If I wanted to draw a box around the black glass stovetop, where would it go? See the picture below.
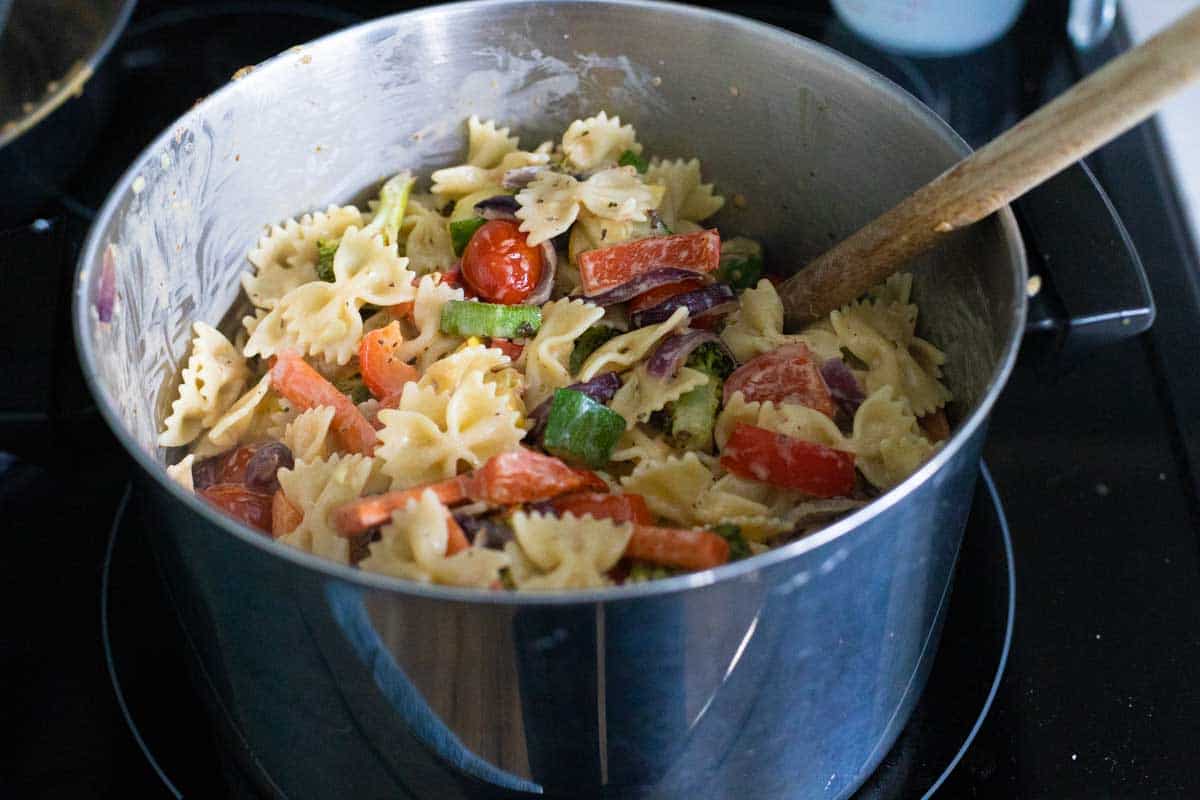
[3,1,1199,798]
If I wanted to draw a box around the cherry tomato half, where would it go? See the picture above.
[461,220,543,304]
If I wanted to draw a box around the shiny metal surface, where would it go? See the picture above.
[74,2,1027,797]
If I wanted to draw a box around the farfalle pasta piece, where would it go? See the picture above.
[244,226,418,365]
[375,373,524,489]
[517,297,605,408]
[720,279,796,363]
[393,274,465,370]
[359,489,510,587]
[420,343,511,395]
[561,111,641,171]
[159,322,250,447]
[830,305,951,416]
[165,455,195,492]
[282,405,337,462]
[851,386,936,490]
[610,425,678,466]
[619,451,714,527]
[432,150,550,199]
[715,390,851,451]
[577,306,689,382]
[402,206,456,275]
[693,473,812,542]
[278,453,375,564]
[516,167,662,245]
[508,511,633,590]
[644,158,724,230]
[242,205,364,309]
[466,116,520,167]
[609,365,709,429]
[204,374,274,450]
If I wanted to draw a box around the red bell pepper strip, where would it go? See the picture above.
[201,483,273,534]
[548,492,653,524]
[720,423,855,498]
[625,525,730,571]
[577,229,720,296]
[270,351,379,455]
[359,321,419,400]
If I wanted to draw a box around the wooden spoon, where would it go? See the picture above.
[779,7,1200,327]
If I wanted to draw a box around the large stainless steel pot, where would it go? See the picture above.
[73,2,1026,797]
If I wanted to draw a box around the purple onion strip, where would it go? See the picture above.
[526,372,622,441]
[524,240,557,306]
[454,512,514,549]
[646,330,735,379]
[820,357,865,416]
[473,194,520,221]
[97,244,117,323]
[583,267,711,306]
[629,283,735,329]
[501,166,546,189]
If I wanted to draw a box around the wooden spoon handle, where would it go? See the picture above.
[779,7,1200,327]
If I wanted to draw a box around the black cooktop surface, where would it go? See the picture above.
[3,1,1199,798]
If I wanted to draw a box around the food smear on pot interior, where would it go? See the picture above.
[158,112,951,590]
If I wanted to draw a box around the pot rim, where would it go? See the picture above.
[73,0,1027,606]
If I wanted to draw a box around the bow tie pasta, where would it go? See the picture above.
[160,112,952,591]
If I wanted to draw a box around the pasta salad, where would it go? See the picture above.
[160,112,952,590]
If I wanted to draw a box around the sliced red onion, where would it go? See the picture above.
[526,372,622,441]
[821,357,866,416]
[691,299,739,325]
[501,165,546,189]
[630,283,735,329]
[524,240,557,306]
[646,330,735,379]
[473,194,520,221]
[584,267,711,306]
[454,512,514,549]
[97,243,117,322]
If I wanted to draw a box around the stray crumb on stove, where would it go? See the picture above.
[22,101,34,114]
[730,85,740,96]
[235,154,240,161]
[231,65,255,81]
[651,76,662,87]
[1072,754,1077,761]
[131,175,146,194]
[47,80,60,93]
[1095,482,1110,496]
[1026,275,1042,296]
[733,193,747,209]
[300,54,312,64]
[1159,472,1166,480]
[315,145,323,152]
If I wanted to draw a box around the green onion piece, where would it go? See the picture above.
[543,388,626,469]
[716,255,763,291]
[569,325,620,375]
[439,300,542,339]
[450,217,487,256]
[333,374,372,404]
[711,523,751,561]
[618,149,649,174]
[316,238,340,282]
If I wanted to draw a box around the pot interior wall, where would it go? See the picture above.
[78,0,1021,468]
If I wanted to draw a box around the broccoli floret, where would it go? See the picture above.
[361,171,416,246]
[316,238,339,282]
[333,374,372,404]
[627,561,678,583]
[685,341,735,379]
[712,523,751,561]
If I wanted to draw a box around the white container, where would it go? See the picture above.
[833,0,1028,56]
